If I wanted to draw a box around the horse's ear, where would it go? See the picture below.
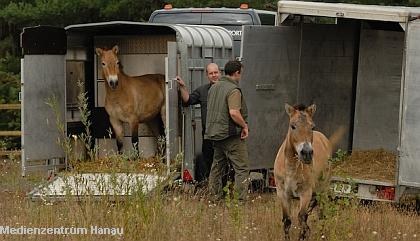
[306,104,317,117]
[285,103,295,116]
[95,48,103,56]
[112,45,119,54]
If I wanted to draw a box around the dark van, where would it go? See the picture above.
[148,4,277,57]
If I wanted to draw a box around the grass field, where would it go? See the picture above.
[0,157,419,241]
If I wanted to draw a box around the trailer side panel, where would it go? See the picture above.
[399,20,420,188]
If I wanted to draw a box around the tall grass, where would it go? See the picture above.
[0,158,419,241]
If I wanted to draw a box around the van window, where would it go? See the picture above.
[202,13,254,25]
[258,13,276,25]
[152,13,202,24]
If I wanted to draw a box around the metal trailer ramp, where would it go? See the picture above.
[29,173,165,202]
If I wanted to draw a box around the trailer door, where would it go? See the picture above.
[399,20,420,188]
[20,26,67,175]
[241,25,300,170]
[165,42,180,172]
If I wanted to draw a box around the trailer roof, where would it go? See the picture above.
[278,1,420,23]
[65,21,233,49]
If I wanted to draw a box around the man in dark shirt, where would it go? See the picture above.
[176,63,220,184]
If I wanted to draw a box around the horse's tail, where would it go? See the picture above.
[328,126,346,150]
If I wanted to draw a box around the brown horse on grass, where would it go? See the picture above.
[274,104,344,240]
[95,45,166,153]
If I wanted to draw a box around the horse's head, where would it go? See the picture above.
[95,45,121,90]
[285,103,316,164]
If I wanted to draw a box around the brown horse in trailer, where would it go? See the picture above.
[95,45,166,153]
[274,104,344,240]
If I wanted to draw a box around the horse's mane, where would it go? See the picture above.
[293,104,307,111]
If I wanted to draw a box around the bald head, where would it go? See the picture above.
[206,63,220,84]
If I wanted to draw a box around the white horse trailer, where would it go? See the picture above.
[20,22,233,180]
[240,1,420,202]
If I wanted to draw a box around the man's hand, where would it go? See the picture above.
[176,76,185,87]
[241,125,249,140]
[176,76,190,103]
[229,109,248,139]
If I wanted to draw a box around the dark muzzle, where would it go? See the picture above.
[109,80,118,89]
[300,143,313,164]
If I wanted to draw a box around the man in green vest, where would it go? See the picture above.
[205,60,249,201]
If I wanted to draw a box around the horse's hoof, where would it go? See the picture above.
[298,233,308,241]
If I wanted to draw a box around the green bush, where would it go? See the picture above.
[0,53,20,74]
[0,70,20,149]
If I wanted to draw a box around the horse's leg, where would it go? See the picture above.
[277,188,292,241]
[307,193,317,214]
[130,121,139,156]
[145,119,164,158]
[160,103,166,130]
[298,190,313,241]
[157,103,166,158]
[110,117,124,154]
